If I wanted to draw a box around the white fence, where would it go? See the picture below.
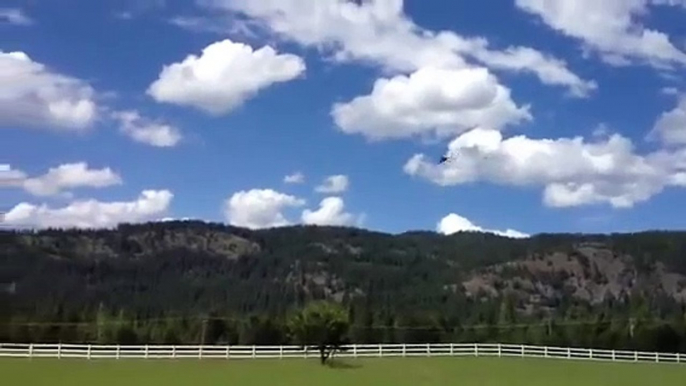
[0,343,684,364]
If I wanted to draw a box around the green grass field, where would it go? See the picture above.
[3,357,686,385]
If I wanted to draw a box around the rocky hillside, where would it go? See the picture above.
[462,242,686,313]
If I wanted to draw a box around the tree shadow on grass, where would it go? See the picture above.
[326,359,363,370]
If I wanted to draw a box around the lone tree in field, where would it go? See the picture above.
[288,300,350,365]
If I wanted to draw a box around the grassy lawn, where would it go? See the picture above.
[3,357,686,385]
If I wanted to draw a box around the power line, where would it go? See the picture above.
[1,316,662,330]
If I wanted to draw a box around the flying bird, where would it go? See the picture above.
[439,149,493,165]
[438,151,459,164]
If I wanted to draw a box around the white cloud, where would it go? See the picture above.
[467,44,598,98]
[437,213,529,239]
[204,0,594,95]
[224,188,305,229]
[0,51,184,145]
[405,127,686,208]
[515,0,686,68]
[223,188,365,229]
[661,87,680,96]
[112,110,182,147]
[301,196,359,226]
[315,175,349,193]
[0,8,33,25]
[2,190,173,229]
[0,164,27,187]
[204,0,462,71]
[25,163,121,197]
[284,171,305,184]
[332,66,531,140]
[1,162,122,197]
[650,97,686,146]
[0,51,98,130]
[147,38,306,115]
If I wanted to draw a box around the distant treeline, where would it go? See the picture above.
[3,305,686,354]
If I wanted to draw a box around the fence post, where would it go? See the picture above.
[498,343,502,357]
[353,344,357,358]
[88,344,92,360]
[544,346,548,358]
[567,347,571,359]
[426,343,430,357]
[655,352,659,363]
[450,343,454,356]
[612,350,615,361]
[57,343,62,359]
[402,344,406,358]
[172,345,176,359]
[226,346,230,360]
[280,345,283,359]
[589,349,593,359]
[475,344,479,357]
[116,345,120,360]
[678,353,681,363]
[634,351,638,362]
[198,345,202,360]
[145,344,149,359]
[29,343,34,358]
[252,345,257,359]
[378,344,382,357]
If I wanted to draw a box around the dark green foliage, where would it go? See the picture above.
[287,301,350,364]
[2,222,686,353]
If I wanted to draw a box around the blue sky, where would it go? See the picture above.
[1,0,686,236]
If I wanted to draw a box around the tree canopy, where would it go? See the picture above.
[288,301,350,364]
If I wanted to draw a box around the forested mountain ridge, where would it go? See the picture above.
[2,221,686,349]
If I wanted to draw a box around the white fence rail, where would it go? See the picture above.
[0,343,684,364]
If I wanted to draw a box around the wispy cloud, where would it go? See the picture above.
[113,0,166,20]
[113,11,134,20]
[168,14,262,38]
[0,8,33,26]
[168,16,228,34]
[284,172,305,184]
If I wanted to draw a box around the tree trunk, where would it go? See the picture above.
[320,346,327,364]
[319,345,332,365]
